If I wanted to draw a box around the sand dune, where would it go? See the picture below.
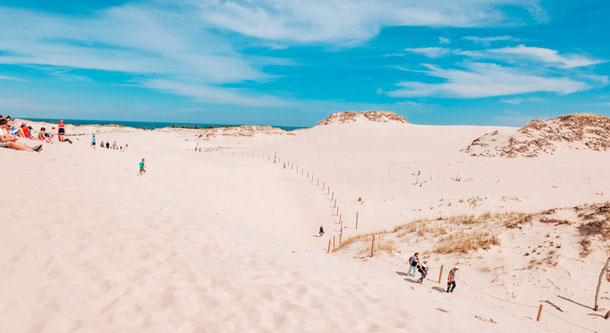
[1,115,609,332]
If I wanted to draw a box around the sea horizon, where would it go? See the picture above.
[20,117,308,131]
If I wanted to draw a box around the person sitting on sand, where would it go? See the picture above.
[0,119,42,152]
[447,266,458,293]
[319,225,325,237]
[106,141,110,149]
[112,141,117,150]
[5,116,24,137]
[37,127,53,143]
[408,253,419,277]
[38,127,49,143]
[21,124,34,139]
[418,260,428,283]
[138,158,146,175]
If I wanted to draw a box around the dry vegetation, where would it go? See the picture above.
[434,231,499,254]
[337,212,524,256]
[335,202,609,267]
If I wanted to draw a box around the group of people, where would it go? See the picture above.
[408,252,459,292]
[0,116,75,152]
[93,135,127,151]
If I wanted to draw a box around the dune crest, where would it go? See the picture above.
[316,111,409,126]
[463,113,610,157]
[195,125,294,139]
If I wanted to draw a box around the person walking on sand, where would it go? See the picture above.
[418,260,428,283]
[319,225,325,237]
[408,253,419,277]
[91,134,96,150]
[138,158,146,176]
[447,266,459,293]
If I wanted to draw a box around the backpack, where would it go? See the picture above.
[410,257,417,266]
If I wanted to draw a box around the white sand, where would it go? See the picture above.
[1,118,609,332]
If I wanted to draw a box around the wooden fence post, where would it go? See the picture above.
[356,212,359,229]
[339,226,343,244]
[370,235,375,257]
[339,214,342,224]
[327,239,331,253]
[331,192,334,200]
[536,304,543,321]
[334,198,337,208]
[336,206,339,215]
[333,236,336,250]
[438,264,444,283]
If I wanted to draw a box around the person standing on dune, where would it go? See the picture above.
[91,134,96,150]
[57,120,65,142]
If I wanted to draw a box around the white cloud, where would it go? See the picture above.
[0,5,266,84]
[489,45,603,68]
[500,97,541,104]
[387,63,591,98]
[142,79,292,107]
[197,0,545,44]
[462,35,518,45]
[403,47,450,58]
[0,75,24,81]
[439,37,450,45]
[0,4,298,107]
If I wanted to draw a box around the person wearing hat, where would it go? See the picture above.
[447,266,459,292]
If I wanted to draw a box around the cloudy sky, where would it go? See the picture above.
[0,0,608,126]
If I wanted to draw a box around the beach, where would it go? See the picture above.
[1,113,609,332]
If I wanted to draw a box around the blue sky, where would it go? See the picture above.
[0,0,609,127]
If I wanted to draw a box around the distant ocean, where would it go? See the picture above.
[22,118,306,131]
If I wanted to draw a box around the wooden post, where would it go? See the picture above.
[438,264,444,283]
[333,236,336,249]
[334,198,337,208]
[536,304,543,321]
[339,214,342,224]
[327,239,331,253]
[331,192,334,200]
[339,227,343,244]
[336,206,339,215]
[594,256,610,311]
[356,212,359,230]
[370,235,375,257]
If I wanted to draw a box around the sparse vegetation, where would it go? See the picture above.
[434,231,499,254]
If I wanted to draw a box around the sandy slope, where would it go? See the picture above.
[1,119,608,332]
